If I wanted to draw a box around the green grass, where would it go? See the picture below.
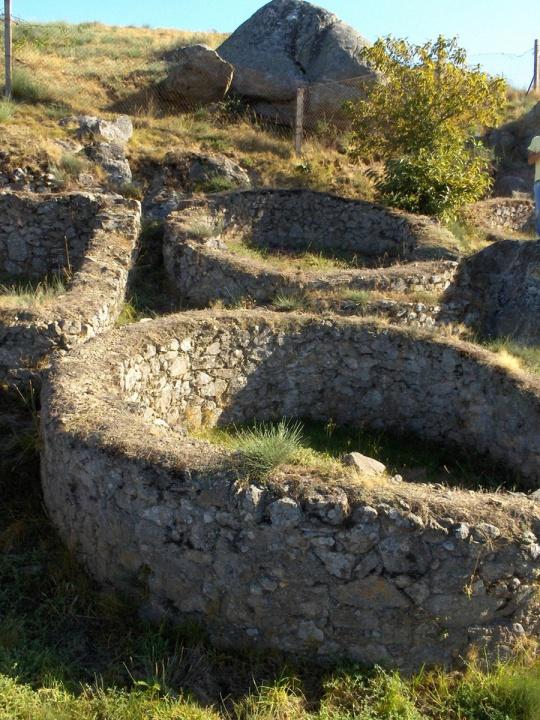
[196,418,521,491]
[0,99,15,123]
[225,235,367,272]
[188,216,225,240]
[59,151,89,178]
[0,272,70,309]
[233,419,304,476]
[482,338,540,377]
[11,68,53,105]
[339,289,372,305]
[192,175,239,194]
[271,290,310,312]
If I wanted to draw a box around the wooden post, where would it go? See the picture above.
[534,39,540,94]
[3,0,12,98]
[294,87,305,156]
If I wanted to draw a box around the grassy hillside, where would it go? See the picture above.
[0,21,376,199]
[0,21,534,203]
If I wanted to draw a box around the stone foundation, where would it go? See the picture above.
[464,198,535,236]
[163,194,459,315]
[41,311,540,671]
[446,239,540,343]
[0,191,141,383]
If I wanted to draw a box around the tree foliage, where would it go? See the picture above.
[376,139,493,217]
[347,36,507,218]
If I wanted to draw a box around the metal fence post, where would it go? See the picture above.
[3,0,12,98]
[534,39,539,94]
[294,87,305,155]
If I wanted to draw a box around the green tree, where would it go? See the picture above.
[347,36,507,218]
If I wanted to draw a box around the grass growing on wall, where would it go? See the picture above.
[225,234,369,272]
[0,272,70,309]
[1,390,540,717]
[194,418,521,491]
[482,338,540,377]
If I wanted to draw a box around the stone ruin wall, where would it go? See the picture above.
[0,191,141,383]
[41,313,540,672]
[444,239,540,344]
[465,198,535,235]
[117,315,540,482]
[164,192,460,328]
[203,189,458,261]
[0,192,100,277]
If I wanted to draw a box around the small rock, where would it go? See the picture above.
[268,497,301,527]
[342,452,386,475]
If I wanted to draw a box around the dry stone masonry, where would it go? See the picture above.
[41,311,540,671]
[447,239,540,344]
[464,198,535,237]
[163,189,459,319]
[0,191,141,383]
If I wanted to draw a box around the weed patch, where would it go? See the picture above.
[0,272,70,310]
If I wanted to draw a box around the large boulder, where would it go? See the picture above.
[217,0,375,123]
[486,102,539,196]
[487,102,540,162]
[161,44,234,107]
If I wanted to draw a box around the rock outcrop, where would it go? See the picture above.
[61,114,134,146]
[161,44,234,107]
[59,114,134,188]
[448,239,540,343]
[217,0,375,123]
[143,152,250,219]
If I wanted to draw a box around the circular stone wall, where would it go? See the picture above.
[0,191,141,383]
[163,190,459,310]
[41,311,540,671]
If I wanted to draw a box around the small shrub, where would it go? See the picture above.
[119,181,144,200]
[59,151,89,179]
[193,174,236,194]
[0,273,69,309]
[341,289,371,306]
[235,419,304,476]
[376,140,493,220]
[187,215,225,239]
[0,99,15,123]
[116,301,139,327]
[271,290,309,312]
[11,68,52,104]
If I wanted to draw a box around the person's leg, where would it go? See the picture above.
[535,181,540,237]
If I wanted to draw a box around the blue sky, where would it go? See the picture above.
[12,0,538,88]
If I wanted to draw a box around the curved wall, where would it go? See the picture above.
[41,312,540,671]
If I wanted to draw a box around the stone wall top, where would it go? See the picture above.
[0,191,141,383]
[41,309,540,672]
[176,189,460,262]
